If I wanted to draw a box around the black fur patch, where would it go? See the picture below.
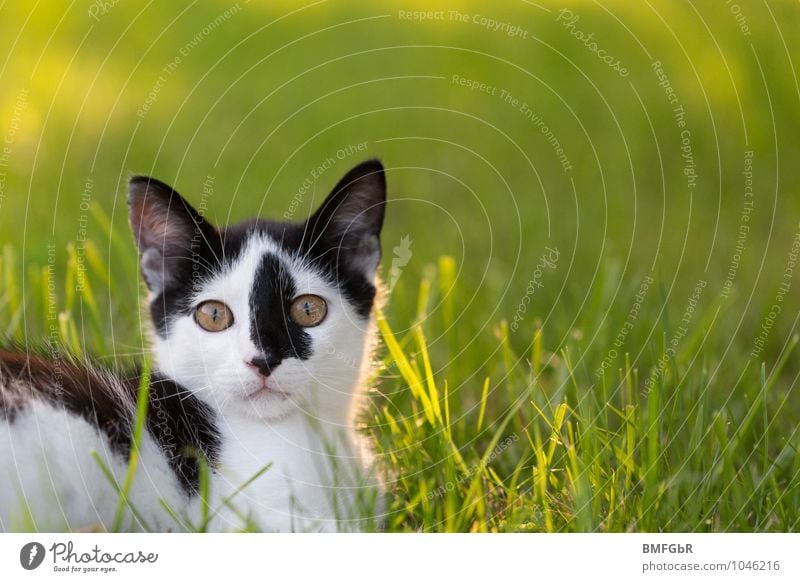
[249,253,313,362]
[146,374,221,494]
[0,352,219,495]
[135,160,384,338]
[0,352,134,455]
[229,220,378,320]
[147,214,377,340]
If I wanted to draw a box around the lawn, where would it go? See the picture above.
[0,0,799,531]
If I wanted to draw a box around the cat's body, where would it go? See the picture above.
[0,160,387,532]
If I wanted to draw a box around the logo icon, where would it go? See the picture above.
[20,542,45,570]
[388,235,413,292]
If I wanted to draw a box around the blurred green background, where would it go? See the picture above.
[0,0,798,378]
[2,0,800,532]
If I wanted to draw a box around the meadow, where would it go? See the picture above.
[0,0,798,531]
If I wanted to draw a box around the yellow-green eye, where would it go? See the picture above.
[290,294,327,327]
[195,300,234,332]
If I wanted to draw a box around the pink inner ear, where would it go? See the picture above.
[133,196,190,252]
[140,208,172,249]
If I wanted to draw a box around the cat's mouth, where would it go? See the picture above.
[244,379,290,401]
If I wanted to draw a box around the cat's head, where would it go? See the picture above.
[128,160,386,422]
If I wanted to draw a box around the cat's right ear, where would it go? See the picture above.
[128,176,216,294]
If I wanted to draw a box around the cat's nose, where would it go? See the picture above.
[248,355,281,378]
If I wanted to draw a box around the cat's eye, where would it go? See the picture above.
[195,300,234,332]
[290,294,327,327]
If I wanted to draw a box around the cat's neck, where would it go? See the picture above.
[144,366,369,532]
[222,407,356,454]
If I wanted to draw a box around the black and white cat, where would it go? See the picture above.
[0,159,387,532]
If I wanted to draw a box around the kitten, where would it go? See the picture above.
[0,159,387,532]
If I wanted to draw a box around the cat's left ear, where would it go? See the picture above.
[307,159,386,277]
[128,176,218,294]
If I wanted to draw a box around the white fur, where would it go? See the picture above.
[0,399,188,531]
[0,233,381,532]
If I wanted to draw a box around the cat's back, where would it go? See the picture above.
[0,350,138,445]
[0,351,186,531]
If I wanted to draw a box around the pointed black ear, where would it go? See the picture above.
[128,176,217,294]
[307,159,386,277]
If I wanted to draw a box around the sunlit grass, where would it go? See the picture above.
[1,0,799,533]
[371,269,800,532]
[1,206,799,532]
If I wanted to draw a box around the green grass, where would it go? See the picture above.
[2,217,799,532]
[1,0,799,531]
[370,271,800,532]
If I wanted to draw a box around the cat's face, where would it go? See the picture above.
[128,160,386,422]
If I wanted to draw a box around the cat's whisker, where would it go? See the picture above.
[177,386,213,401]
